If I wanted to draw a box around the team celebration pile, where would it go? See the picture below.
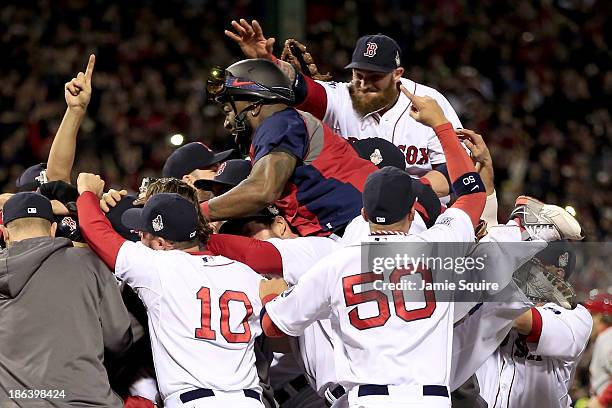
[0,2,610,408]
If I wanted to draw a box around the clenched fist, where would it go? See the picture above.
[77,173,105,198]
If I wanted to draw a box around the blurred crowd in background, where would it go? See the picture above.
[0,0,610,403]
[1,0,610,238]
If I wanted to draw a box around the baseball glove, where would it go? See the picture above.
[280,39,332,81]
[513,257,577,309]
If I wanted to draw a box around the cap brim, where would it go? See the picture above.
[121,208,148,233]
[210,149,234,165]
[193,179,235,191]
[345,62,395,73]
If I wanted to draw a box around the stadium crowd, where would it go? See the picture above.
[1,0,610,239]
[0,1,610,407]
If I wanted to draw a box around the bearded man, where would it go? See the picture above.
[226,21,462,176]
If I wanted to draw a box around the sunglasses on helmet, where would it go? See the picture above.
[206,67,273,102]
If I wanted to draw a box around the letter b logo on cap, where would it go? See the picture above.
[364,42,378,57]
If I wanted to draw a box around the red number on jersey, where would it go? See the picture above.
[342,272,391,330]
[219,290,253,343]
[343,267,436,330]
[195,288,254,344]
[390,266,436,322]
[195,287,216,340]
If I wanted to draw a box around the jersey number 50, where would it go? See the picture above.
[342,267,436,330]
[195,287,253,343]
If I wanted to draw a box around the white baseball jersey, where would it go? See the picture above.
[340,212,427,246]
[590,326,612,396]
[266,208,474,395]
[319,77,462,176]
[475,303,592,408]
[266,236,340,396]
[115,242,264,405]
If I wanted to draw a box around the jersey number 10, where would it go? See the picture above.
[342,267,436,330]
[194,287,253,343]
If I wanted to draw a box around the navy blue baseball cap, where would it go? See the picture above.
[162,142,233,178]
[15,163,46,192]
[106,194,141,242]
[2,192,55,226]
[363,167,416,225]
[121,193,198,242]
[194,159,252,191]
[351,138,406,170]
[345,34,402,73]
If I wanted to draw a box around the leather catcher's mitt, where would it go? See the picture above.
[280,39,332,81]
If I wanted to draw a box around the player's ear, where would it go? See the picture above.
[251,103,263,117]
[408,206,415,222]
[0,225,9,245]
[393,67,404,83]
[361,208,369,222]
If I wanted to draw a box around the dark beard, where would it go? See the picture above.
[349,81,399,117]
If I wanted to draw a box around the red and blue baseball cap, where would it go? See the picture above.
[363,167,416,225]
[162,142,233,178]
[121,193,198,242]
[345,34,402,73]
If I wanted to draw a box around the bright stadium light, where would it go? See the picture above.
[170,134,184,146]
[565,205,576,217]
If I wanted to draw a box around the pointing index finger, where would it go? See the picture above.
[399,84,416,102]
[85,54,95,81]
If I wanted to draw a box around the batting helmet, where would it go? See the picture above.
[207,59,295,105]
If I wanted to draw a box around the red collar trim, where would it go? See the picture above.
[369,231,409,236]
[188,250,214,256]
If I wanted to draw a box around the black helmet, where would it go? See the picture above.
[207,59,295,105]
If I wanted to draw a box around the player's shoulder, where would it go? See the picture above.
[538,302,592,321]
[256,108,303,134]
[316,79,350,93]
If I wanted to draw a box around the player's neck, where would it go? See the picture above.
[377,90,400,116]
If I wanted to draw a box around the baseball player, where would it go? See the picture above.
[202,58,379,237]
[584,292,612,408]
[259,91,486,408]
[76,173,286,408]
[225,20,462,176]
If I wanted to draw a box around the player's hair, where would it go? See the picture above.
[146,178,213,244]
[6,217,53,234]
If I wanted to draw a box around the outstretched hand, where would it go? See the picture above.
[65,54,95,113]
[457,128,492,169]
[225,19,275,60]
[400,85,448,128]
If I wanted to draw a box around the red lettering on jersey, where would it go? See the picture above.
[405,146,419,164]
[343,268,437,330]
[195,288,254,344]
[219,291,253,343]
[390,267,436,322]
[416,148,429,165]
[343,273,390,330]
[195,287,216,340]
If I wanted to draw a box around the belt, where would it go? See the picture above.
[358,384,449,398]
[274,374,309,405]
[324,384,346,407]
[179,388,261,403]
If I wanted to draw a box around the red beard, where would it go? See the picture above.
[348,81,399,117]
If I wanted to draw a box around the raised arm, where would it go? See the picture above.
[76,173,127,270]
[401,86,486,227]
[202,151,296,221]
[46,54,95,182]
